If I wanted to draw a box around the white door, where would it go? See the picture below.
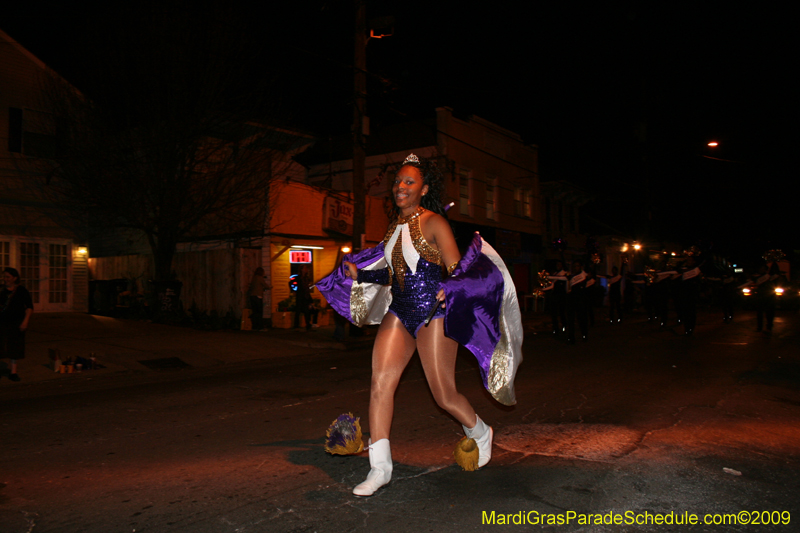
[1,237,73,312]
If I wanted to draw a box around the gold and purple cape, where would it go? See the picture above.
[316,233,522,405]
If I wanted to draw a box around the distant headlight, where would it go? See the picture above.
[742,288,751,296]
[775,287,784,296]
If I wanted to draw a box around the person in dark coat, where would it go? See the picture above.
[248,267,271,330]
[754,263,781,333]
[1,267,33,382]
[294,266,314,330]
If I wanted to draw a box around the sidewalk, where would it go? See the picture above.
[2,311,553,386]
[2,313,367,386]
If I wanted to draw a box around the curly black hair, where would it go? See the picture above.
[387,156,448,219]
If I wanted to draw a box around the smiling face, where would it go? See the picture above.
[392,165,429,215]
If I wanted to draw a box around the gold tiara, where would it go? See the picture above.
[403,153,420,165]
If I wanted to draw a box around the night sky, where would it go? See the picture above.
[5,2,797,264]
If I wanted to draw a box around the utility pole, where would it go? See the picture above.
[352,0,367,252]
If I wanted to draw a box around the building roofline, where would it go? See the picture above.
[437,106,530,144]
[1,27,82,94]
[1,28,48,70]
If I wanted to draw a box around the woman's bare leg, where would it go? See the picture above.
[416,318,477,427]
[368,314,417,441]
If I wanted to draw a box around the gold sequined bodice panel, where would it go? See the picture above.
[383,208,443,289]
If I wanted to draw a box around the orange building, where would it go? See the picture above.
[267,181,389,323]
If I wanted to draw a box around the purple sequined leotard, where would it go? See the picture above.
[357,208,445,338]
[387,256,445,338]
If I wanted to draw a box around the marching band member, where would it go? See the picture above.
[606,265,623,323]
[655,264,679,327]
[678,256,702,336]
[546,261,569,336]
[720,272,737,323]
[566,260,589,344]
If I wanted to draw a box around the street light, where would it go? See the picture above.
[703,140,741,162]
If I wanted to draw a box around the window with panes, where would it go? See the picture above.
[0,241,9,269]
[523,190,532,218]
[486,176,497,220]
[49,244,68,303]
[19,242,40,304]
[459,169,471,216]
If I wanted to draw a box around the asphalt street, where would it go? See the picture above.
[1,308,799,532]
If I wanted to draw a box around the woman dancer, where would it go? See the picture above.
[337,155,495,496]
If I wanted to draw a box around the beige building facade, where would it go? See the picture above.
[305,107,543,294]
[0,29,88,312]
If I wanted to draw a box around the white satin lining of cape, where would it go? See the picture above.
[349,257,392,326]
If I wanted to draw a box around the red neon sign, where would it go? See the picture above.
[290,250,312,263]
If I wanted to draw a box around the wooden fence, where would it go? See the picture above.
[89,247,260,319]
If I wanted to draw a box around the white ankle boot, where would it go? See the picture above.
[353,439,392,496]
[463,415,493,468]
